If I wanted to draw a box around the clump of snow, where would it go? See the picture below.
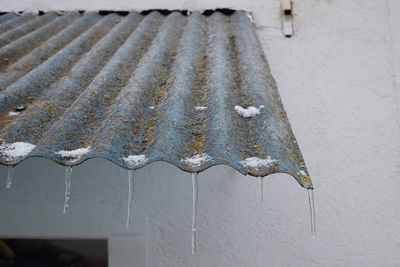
[246,12,254,23]
[56,147,91,160]
[123,154,148,167]
[195,106,207,111]
[181,153,212,167]
[240,156,278,169]
[234,105,264,118]
[8,111,19,116]
[0,142,36,161]
[299,170,309,177]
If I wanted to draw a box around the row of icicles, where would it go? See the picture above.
[4,165,316,254]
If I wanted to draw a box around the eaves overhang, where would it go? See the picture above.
[0,10,312,189]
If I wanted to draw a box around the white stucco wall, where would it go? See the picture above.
[0,0,399,266]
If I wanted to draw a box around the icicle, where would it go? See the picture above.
[126,170,134,228]
[307,189,316,236]
[258,177,263,202]
[5,166,14,189]
[63,166,72,214]
[191,172,198,255]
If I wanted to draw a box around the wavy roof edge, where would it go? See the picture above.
[0,10,312,189]
[0,9,244,17]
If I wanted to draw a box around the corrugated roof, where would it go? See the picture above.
[0,10,312,189]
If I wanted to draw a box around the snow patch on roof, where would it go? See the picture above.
[0,142,36,161]
[56,147,91,160]
[181,153,212,167]
[123,154,148,167]
[246,12,254,23]
[299,170,308,177]
[240,156,278,169]
[8,111,19,116]
[234,105,263,118]
[195,106,207,111]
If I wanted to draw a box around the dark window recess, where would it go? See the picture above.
[0,239,107,267]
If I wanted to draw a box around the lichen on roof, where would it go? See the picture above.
[0,10,312,189]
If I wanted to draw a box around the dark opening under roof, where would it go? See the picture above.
[0,10,312,189]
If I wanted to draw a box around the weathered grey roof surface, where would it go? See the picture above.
[0,10,312,188]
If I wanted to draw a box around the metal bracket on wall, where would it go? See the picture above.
[282,0,293,37]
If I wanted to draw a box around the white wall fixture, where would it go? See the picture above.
[281,0,293,37]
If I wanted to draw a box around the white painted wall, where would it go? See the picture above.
[0,0,399,266]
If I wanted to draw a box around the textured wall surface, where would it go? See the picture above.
[0,0,399,266]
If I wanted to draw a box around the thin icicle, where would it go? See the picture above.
[63,166,72,214]
[5,166,13,189]
[126,170,134,228]
[258,177,263,202]
[191,173,198,255]
[307,189,316,236]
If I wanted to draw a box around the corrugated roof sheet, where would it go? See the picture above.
[0,10,312,189]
